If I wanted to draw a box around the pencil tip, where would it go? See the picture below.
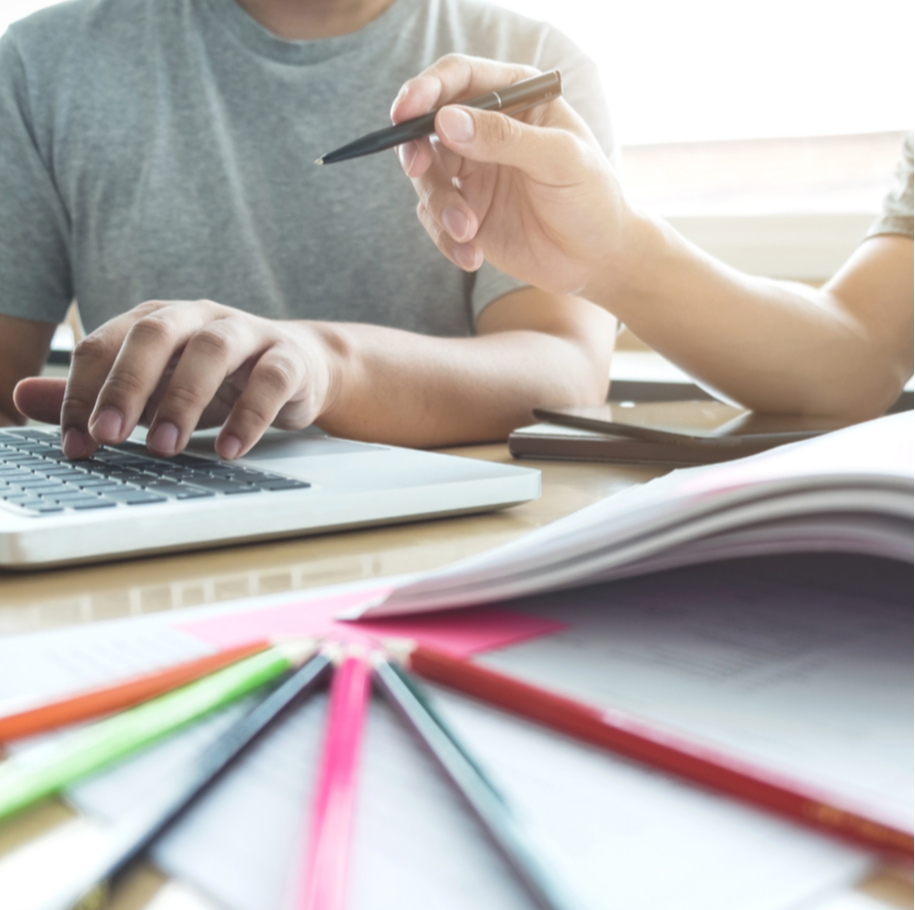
[314,157,324,166]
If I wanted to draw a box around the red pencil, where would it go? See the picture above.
[0,640,270,743]
[395,641,913,858]
[298,648,372,910]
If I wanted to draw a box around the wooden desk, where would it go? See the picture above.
[0,445,910,909]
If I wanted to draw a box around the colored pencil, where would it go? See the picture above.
[373,655,589,910]
[0,641,270,744]
[298,649,373,910]
[393,641,913,857]
[40,647,332,910]
[0,640,316,824]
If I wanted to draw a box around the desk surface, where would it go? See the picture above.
[0,445,910,910]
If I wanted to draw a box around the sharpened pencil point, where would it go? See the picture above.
[314,157,324,165]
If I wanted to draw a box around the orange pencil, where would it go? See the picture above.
[0,640,270,743]
[393,641,913,858]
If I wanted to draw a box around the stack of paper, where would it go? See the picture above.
[362,412,913,617]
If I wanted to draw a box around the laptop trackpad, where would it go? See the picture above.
[184,427,383,461]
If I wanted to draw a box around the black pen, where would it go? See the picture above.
[316,69,562,166]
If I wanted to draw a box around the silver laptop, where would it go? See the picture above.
[0,425,540,569]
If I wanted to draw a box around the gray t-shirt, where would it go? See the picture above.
[866,131,914,241]
[0,0,614,336]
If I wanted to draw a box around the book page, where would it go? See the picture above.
[478,554,913,831]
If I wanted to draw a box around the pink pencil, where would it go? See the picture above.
[298,648,373,910]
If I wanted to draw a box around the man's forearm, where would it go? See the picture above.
[313,308,614,447]
[595,213,911,419]
[0,313,58,428]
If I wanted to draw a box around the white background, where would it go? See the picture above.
[2,0,912,145]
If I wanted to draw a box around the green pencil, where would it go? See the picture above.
[0,640,316,824]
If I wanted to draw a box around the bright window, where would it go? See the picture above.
[493,0,910,146]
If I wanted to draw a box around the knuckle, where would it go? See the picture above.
[491,112,521,147]
[232,398,275,428]
[134,299,166,314]
[61,390,97,413]
[188,324,233,359]
[127,313,175,347]
[102,368,147,399]
[162,380,205,411]
[255,354,298,395]
[417,181,437,211]
[437,53,469,83]
[71,333,113,365]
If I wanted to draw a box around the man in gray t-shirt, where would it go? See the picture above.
[0,0,617,460]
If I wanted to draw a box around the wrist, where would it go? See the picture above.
[581,206,671,318]
[301,321,352,424]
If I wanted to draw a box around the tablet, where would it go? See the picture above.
[531,401,852,449]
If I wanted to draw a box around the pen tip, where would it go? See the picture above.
[314,157,324,166]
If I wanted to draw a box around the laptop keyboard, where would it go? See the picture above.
[0,427,310,517]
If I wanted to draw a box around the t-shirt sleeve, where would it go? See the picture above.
[865,131,914,241]
[469,26,616,325]
[0,30,73,324]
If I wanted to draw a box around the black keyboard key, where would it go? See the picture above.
[73,478,128,490]
[141,481,190,496]
[174,488,215,499]
[11,477,66,489]
[7,498,46,509]
[23,504,66,514]
[184,477,261,494]
[69,459,112,472]
[46,490,107,503]
[165,453,216,467]
[100,489,168,505]
[70,498,118,510]
[1,456,47,466]
[254,478,311,491]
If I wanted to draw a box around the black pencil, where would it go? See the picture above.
[372,653,588,910]
[316,69,562,165]
[49,644,334,910]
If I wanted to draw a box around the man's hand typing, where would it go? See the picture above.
[13,299,342,460]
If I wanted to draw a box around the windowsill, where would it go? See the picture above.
[621,131,906,281]
[665,212,876,282]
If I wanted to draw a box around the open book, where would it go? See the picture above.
[357,411,913,618]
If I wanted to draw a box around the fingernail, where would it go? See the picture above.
[62,427,88,459]
[454,243,482,271]
[397,141,417,173]
[442,207,470,242]
[389,85,408,118]
[148,421,179,454]
[438,107,474,143]
[89,407,123,442]
[219,435,242,460]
